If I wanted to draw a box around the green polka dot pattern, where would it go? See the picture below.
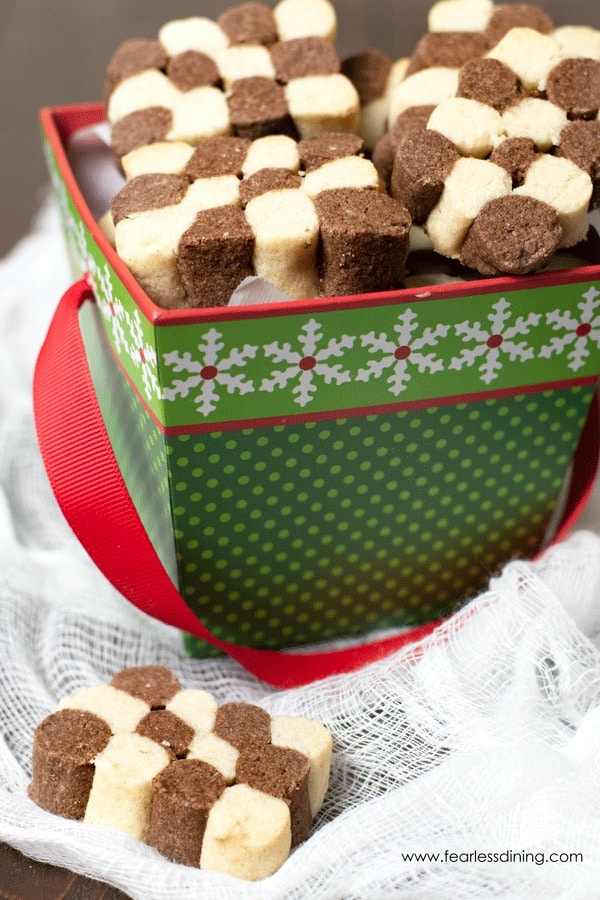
[170,388,592,656]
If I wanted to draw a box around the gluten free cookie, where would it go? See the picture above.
[110,132,411,307]
[379,1,599,274]
[29,665,333,881]
[105,0,360,161]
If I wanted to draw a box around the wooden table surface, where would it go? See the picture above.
[0,842,130,900]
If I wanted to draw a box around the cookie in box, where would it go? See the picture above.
[29,666,333,880]
[109,132,411,306]
[105,0,359,162]
[366,0,599,276]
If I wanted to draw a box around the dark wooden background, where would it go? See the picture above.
[1,0,598,256]
[0,841,130,899]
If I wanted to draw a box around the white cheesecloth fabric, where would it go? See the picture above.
[2,198,600,899]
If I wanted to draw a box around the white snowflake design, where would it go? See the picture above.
[86,260,159,402]
[46,143,95,279]
[449,297,541,384]
[125,309,160,402]
[539,286,600,372]
[356,308,449,396]
[260,319,354,407]
[69,217,92,275]
[88,261,128,355]
[162,328,258,416]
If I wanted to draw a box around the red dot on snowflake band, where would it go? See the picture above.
[576,323,592,337]
[200,365,219,380]
[486,334,504,349]
[394,346,411,361]
[298,356,317,371]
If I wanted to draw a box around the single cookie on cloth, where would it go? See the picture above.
[271,714,333,815]
[28,709,112,819]
[29,665,333,881]
[200,783,292,880]
[57,682,151,735]
[83,733,172,841]
[146,759,227,867]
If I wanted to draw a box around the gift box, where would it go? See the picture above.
[35,102,600,683]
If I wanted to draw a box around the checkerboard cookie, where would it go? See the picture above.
[104,0,360,163]
[29,665,333,881]
[376,2,599,275]
[110,133,411,306]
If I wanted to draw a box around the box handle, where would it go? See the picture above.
[33,279,599,687]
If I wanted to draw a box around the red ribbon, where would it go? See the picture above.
[33,280,599,687]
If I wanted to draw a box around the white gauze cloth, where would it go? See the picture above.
[1,199,600,899]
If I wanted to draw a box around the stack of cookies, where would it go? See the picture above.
[370,0,600,275]
[29,666,333,881]
[102,0,600,306]
[110,131,411,306]
[105,0,359,161]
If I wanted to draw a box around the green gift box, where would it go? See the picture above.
[37,103,600,668]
